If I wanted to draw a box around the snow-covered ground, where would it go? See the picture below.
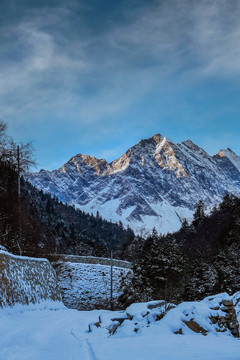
[1,293,240,360]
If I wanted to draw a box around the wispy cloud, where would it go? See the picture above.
[1,0,240,124]
[1,0,240,168]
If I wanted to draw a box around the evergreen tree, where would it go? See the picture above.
[192,200,205,228]
[184,260,218,300]
[120,230,187,305]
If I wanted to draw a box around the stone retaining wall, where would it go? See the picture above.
[52,260,132,310]
[0,251,62,307]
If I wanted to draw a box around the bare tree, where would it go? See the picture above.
[0,119,36,255]
[9,139,36,174]
[0,119,7,137]
[0,119,10,163]
[0,120,36,172]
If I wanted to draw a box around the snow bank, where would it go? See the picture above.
[0,250,62,307]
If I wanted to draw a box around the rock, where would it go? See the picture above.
[225,313,232,319]
[210,316,218,324]
[215,304,240,338]
[111,316,128,325]
[231,329,240,337]
[148,301,166,310]
[142,311,150,318]
[218,317,228,324]
[222,300,233,307]
[221,306,232,312]
[109,321,121,335]
[210,306,220,311]
[156,313,165,321]
[216,328,227,333]
[228,323,239,329]
[183,320,207,336]
[218,316,226,321]
[126,313,133,320]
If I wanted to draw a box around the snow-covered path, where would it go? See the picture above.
[0,305,102,360]
[1,304,240,360]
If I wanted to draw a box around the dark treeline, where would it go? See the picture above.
[0,161,134,258]
[120,195,240,306]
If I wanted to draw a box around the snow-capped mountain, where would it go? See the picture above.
[26,134,240,234]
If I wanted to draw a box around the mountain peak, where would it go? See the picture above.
[151,133,173,144]
[59,153,111,175]
[218,148,234,157]
[109,133,181,175]
[218,149,227,158]
[181,139,204,151]
[182,139,195,146]
[217,148,240,172]
[133,133,173,149]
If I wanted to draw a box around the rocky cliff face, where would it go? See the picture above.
[26,134,240,234]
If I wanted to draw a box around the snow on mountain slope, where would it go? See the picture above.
[26,134,240,235]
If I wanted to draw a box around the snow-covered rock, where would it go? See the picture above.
[92,292,240,338]
[26,134,240,234]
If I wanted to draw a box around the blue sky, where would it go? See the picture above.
[1,0,240,170]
